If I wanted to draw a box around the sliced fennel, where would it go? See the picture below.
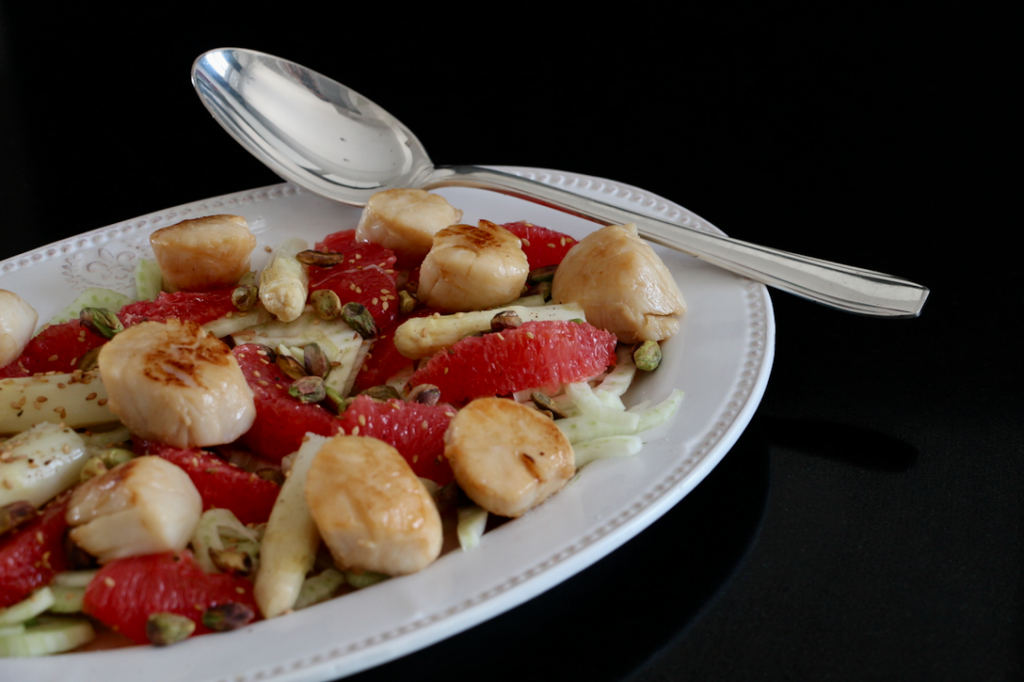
[293,568,346,610]
[0,588,55,626]
[556,385,685,467]
[594,347,638,398]
[47,585,85,614]
[203,307,272,338]
[0,616,95,657]
[50,570,99,589]
[190,508,262,574]
[344,571,389,589]
[631,389,685,432]
[573,435,644,468]
[133,258,163,302]
[231,310,365,397]
[46,287,133,326]
[457,505,488,550]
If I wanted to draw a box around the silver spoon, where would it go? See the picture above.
[191,47,928,318]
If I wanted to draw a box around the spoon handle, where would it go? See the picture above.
[423,166,929,318]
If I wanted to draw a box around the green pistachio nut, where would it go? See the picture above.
[632,340,663,371]
[341,302,377,339]
[145,612,196,646]
[311,289,343,320]
[289,375,326,403]
[79,307,123,339]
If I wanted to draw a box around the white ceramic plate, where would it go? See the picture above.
[0,168,773,682]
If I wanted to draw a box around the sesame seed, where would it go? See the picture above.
[48,354,58,362]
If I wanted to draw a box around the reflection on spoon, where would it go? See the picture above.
[192,48,928,318]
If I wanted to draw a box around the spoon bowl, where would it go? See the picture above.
[192,48,928,317]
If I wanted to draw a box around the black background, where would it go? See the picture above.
[1,4,1017,681]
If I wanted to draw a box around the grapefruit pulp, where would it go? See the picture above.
[408,320,618,404]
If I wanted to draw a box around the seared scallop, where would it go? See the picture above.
[551,223,686,343]
[444,397,575,518]
[418,220,529,312]
[150,214,257,292]
[97,319,256,448]
[0,289,38,368]
[305,435,443,576]
[355,188,462,267]
[66,456,202,563]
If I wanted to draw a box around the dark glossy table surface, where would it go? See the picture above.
[1,5,1017,681]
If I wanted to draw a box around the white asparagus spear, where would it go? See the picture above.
[254,434,326,618]
[0,422,89,508]
[0,370,115,436]
[259,238,309,323]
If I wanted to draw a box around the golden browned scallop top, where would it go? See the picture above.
[444,397,575,518]
[149,214,257,292]
[551,223,686,343]
[417,220,530,312]
[305,435,442,576]
[97,319,256,448]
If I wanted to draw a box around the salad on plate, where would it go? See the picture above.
[0,187,687,657]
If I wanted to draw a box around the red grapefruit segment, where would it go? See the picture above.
[133,439,281,525]
[337,395,456,485]
[313,230,398,271]
[118,290,238,327]
[233,344,341,462]
[0,496,71,608]
[0,320,106,377]
[83,549,258,645]
[307,265,399,330]
[408,320,618,404]
[502,221,578,270]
